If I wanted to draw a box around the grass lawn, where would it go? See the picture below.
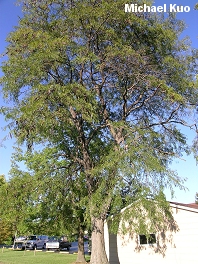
[0,248,90,264]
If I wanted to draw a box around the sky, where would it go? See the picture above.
[0,0,198,203]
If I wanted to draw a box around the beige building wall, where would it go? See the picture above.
[104,203,198,264]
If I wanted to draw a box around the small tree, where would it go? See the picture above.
[0,175,12,244]
[195,193,198,204]
[0,171,35,237]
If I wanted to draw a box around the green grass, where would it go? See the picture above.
[0,248,90,264]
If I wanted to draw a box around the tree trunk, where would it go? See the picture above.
[75,224,87,263]
[90,217,109,264]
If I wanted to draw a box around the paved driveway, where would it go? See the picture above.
[69,241,89,254]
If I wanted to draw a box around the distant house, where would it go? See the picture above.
[104,202,198,264]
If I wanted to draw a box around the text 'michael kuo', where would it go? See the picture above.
[125,3,191,13]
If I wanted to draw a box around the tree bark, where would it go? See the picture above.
[75,224,87,263]
[90,217,109,264]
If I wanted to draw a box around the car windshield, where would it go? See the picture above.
[48,236,58,241]
[27,236,37,240]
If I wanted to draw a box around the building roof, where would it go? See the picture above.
[170,201,198,213]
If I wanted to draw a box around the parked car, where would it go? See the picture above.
[46,237,59,250]
[59,236,72,250]
[22,235,48,250]
[14,236,26,249]
[45,236,72,251]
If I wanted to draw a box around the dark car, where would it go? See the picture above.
[59,236,72,250]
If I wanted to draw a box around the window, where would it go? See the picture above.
[139,234,156,245]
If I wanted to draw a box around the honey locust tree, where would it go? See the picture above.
[1,1,198,263]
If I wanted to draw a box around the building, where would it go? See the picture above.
[104,202,198,264]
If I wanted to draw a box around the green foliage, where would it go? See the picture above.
[0,170,35,235]
[0,175,6,186]
[2,147,88,237]
[195,192,198,204]
[0,220,12,244]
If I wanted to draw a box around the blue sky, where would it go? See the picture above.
[0,0,198,203]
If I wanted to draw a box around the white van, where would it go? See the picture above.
[22,235,48,250]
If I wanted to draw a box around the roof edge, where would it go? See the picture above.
[170,201,198,213]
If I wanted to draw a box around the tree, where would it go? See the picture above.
[1,1,198,263]
[0,169,36,237]
[195,193,198,204]
[0,175,12,244]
